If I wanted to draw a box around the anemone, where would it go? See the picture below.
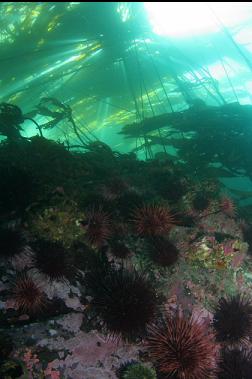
[220,197,236,217]
[147,314,217,379]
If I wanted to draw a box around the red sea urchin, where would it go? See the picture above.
[147,314,217,379]
[82,207,112,247]
[101,177,129,201]
[132,204,175,237]
[13,273,45,314]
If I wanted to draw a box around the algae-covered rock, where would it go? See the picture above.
[122,363,156,379]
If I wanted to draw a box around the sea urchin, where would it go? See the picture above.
[81,206,112,247]
[13,273,45,314]
[32,239,75,282]
[147,237,179,267]
[218,347,252,379]
[132,204,175,237]
[147,314,217,379]
[213,294,252,345]
[86,266,158,341]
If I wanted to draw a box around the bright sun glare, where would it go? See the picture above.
[144,2,252,37]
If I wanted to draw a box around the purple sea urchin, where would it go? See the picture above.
[86,266,158,341]
[32,239,75,282]
[109,239,131,259]
[218,347,252,379]
[213,294,252,345]
[147,237,179,267]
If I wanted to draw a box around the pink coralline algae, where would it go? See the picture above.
[44,362,61,379]
[23,348,40,376]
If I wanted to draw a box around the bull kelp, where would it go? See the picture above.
[1,3,252,379]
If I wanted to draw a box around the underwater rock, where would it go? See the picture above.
[55,313,83,334]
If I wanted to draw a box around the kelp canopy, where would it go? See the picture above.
[1,2,252,197]
[1,3,252,144]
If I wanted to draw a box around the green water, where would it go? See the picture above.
[2,4,252,379]
[1,2,252,200]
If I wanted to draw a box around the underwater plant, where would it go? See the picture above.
[32,239,75,282]
[218,347,252,379]
[86,265,158,341]
[213,294,252,345]
[147,237,179,267]
[12,273,46,314]
[81,206,112,247]
[132,204,175,237]
[29,201,86,248]
[147,314,217,379]
[0,103,24,141]
[122,363,157,379]
[0,228,26,259]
